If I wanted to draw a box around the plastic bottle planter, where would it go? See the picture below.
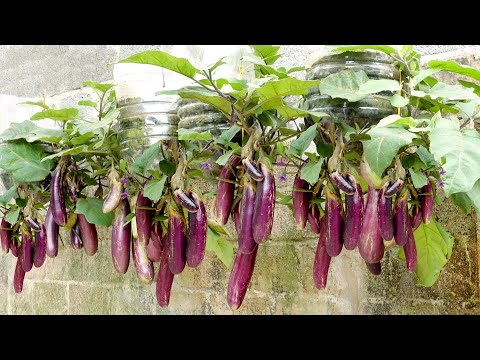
[177,98,230,137]
[304,50,400,128]
[115,97,179,165]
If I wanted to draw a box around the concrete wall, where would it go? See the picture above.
[0,45,479,315]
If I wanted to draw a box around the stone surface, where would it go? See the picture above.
[68,284,113,315]
[32,282,67,315]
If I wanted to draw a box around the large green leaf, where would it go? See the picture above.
[174,86,232,116]
[276,106,330,121]
[31,108,79,121]
[428,60,480,82]
[451,192,472,215]
[132,141,161,175]
[361,127,418,177]
[256,78,320,102]
[427,83,478,101]
[429,117,480,196]
[409,168,428,189]
[206,227,234,268]
[290,124,317,157]
[412,219,453,287]
[177,128,212,141]
[5,207,20,224]
[411,68,441,87]
[118,50,200,79]
[358,79,401,94]
[78,100,98,108]
[0,120,65,143]
[143,176,167,203]
[75,108,119,135]
[458,80,480,97]
[82,81,114,94]
[0,186,17,206]
[0,140,54,182]
[329,45,396,55]
[300,158,324,186]
[216,125,241,145]
[466,179,480,213]
[250,45,281,65]
[41,145,91,161]
[75,197,114,227]
[319,69,369,102]
[376,115,415,128]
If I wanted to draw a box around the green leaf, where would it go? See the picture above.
[75,197,114,227]
[409,168,428,189]
[208,57,226,73]
[217,125,240,145]
[19,100,48,110]
[118,50,200,79]
[119,159,126,171]
[258,112,279,127]
[159,160,176,177]
[390,94,409,107]
[0,120,64,143]
[250,45,281,65]
[0,140,54,182]
[256,78,320,102]
[0,186,17,206]
[177,128,212,141]
[173,86,232,116]
[329,45,396,55]
[416,146,436,167]
[276,106,330,121]
[358,79,401,94]
[206,227,234,268]
[376,115,415,128]
[75,108,119,134]
[70,132,95,145]
[466,179,480,213]
[83,81,114,94]
[429,118,480,196]
[450,192,472,215]
[78,100,98,108]
[41,145,91,161]
[427,83,478,101]
[411,68,441,87]
[143,176,167,202]
[361,127,418,177]
[412,219,454,287]
[132,142,161,175]
[458,80,480,97]
[277,193,293,206]
[319,69,369,102]
[300,158,324,186]
[5,207,20,224]
[428,60,480,82]
[216,150,234,166]
[31,108,79,121]
[290,124,317,157]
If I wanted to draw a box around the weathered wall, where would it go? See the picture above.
[0,45,479,315]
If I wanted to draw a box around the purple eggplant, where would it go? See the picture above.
[111,198,131,274]
[21,229,34,272]
[384,179,404,197]
[252,162,276,244]
[147,222,163,263]
[313,217,331,290]
[421,182,434,225]
[77,214,98,256]
[186,192,207,268]
[358,186,384,264]
[325,187,343,257]
[25,217,41,232]
[50,165,67,226]
[132,234,154,284]
[167,206,187,274]
[227,245,259,310]
[394,188,409,247]
[378,184,394,241]
[343,182,364,250]
[70,224,83,250]
[33,224,47,268]
[404,215,417,272]
[14,256,25,294]
[243,158,264,182]
[156,232,175,308]
[238,180,257,254]
[411,203,422,230]
[216,155,242,225]
[292,170,310,230]
[233,200,241,234]
[10,239,19,257]
[366,262,381,276]
[330,171,355,195]
[174,189,199,213]
[1,217,11,254]
[136,190,153,246]
[102,169,124,213]
[308,204,321,235]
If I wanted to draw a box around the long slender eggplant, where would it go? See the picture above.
[384,179,404,197]
[232,200,241,234]
[421,182,434,225]
[33,224,47,268]
[168,206,187,274]
[77,214,98,256]
[411,203,422,230]
[252,162,276,244]
[147,221,163,263]
[70,224,83,250]
[45,206,59,258]
[216,155,242,225]
[174,189,199,213]
[404,215,417,272]
[366,262,381,276]
[10,239,19,257]
[50,165,67,226]
[102,169,124,213]
[111,198,131,274]
[132,235,154,284]
[14,256,25,294]
[136,190,153,246]
[187,192,207,268]
[330,171,355,195]
[325,187,343,257]
[25,217,41,232]
[227,245,259,310]
[313,217,331,290]
[156,233,175,308]
[378,184,394,241]
[308,204,321,235]
[358,186,384,264]
[238,180,257,254]
[343,182,364,250]
[242,158,264,182]
[1,217,11,254]
[394,188,409,247]
[21,229,34,272]
[292,169,310,230]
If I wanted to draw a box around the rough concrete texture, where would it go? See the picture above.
[0,45,479,314]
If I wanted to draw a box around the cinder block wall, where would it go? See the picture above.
[0,45,479,315]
